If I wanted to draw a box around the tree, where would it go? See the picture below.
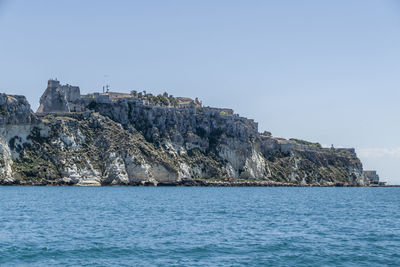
[262,131,272,136]
[168,96,178,107]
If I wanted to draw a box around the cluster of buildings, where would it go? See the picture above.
[176,97,202,108]
[37,79,259,135]
[37,79,203,113]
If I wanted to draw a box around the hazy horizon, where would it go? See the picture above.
[0,0,399,184]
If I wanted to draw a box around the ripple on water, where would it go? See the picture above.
[0,187,399,266]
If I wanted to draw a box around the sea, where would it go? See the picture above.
[0,187,399,266]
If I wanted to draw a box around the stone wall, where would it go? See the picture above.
[260,136,358,160]
[37,81,82,113]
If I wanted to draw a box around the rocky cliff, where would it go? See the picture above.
[0,87,370,186]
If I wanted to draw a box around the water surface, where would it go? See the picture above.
[0,187,399,266]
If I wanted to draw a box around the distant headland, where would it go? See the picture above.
[0,79,384,186]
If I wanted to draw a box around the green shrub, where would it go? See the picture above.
[262,131,272,136]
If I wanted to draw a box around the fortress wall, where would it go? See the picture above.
[38,81,81,113]
[60,85,80,102]
[261,136,357,156]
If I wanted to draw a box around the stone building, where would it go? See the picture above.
[37,80,139,114]
[37,79,207,114]
[177,97,202,108]
[37,79,82,113]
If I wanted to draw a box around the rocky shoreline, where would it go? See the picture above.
[0,178,385,187]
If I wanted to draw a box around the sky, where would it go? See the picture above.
[0,0,399,184]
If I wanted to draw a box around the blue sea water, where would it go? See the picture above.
[0,187,399,266]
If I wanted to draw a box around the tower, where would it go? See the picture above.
[47,79,60,90]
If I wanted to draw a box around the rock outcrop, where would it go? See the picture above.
[0,81,373,186]
[363,170,380,184]
[0,93,35,183]
[0,93,35,125]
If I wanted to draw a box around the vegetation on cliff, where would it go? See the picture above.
[0,91,369,186]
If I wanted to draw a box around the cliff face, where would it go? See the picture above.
[0,91,369,186]
[7,112,182,185]
[85,98,265,179]
[0,93,34,124]
[0,94,35,183]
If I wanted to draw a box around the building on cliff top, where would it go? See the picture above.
[37,80,204,113]
[36,80,257,132]
[176,97,202,108]
[37,79,82,113]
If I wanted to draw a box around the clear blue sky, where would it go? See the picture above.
[0,0,399,183]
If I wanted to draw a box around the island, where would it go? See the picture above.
[0,80,382,186]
